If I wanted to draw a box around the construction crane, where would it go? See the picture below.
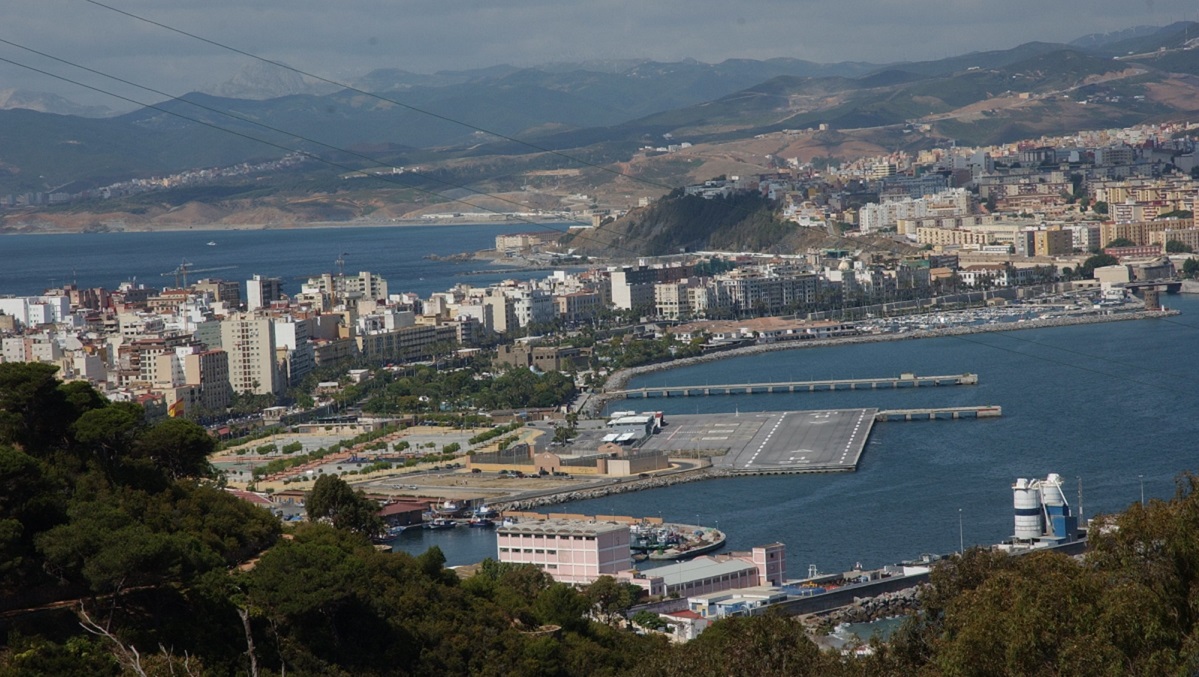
[333,252,348,304]
[161,260,238,288]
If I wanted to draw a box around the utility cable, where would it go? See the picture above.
[79,0,682,194]
[0,49,660,260]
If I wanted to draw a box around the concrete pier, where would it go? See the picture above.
[613,373,978,399]
[875,405,1001,422]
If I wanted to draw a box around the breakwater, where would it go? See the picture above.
[590,308,1175,415]
[496,466,733,511]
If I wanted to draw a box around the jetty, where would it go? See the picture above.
[875,406,1002,422]
[612,373,977,399]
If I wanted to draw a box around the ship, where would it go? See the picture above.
[468,517,495,528]
[423,517,458,530]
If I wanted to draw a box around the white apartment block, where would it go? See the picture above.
[219,314,281,396]
[859,188,971,233]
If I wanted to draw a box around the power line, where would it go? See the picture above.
[969,315,1184,381]
[0,48,653,259]
[946,322,1191,397]
[79,0,681,194]
[0,36,589,231]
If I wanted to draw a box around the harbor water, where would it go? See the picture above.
[395,299,1199,574]
[1,227,1194,575]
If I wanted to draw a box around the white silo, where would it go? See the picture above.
[1040,473,1067,508]
[1013,478,1043,540]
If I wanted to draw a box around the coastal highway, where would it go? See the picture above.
[640,409,877,473]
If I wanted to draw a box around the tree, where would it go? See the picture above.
[1105,237,1136,248]
[306,475,383,538]
[631,609,666,631]
[1166,240,1193,253]
[1077,253,1120,279]
[1093,200,1109,215]
[586,575,639,624]
[72,402,145,475]
[1184,258,1199,279]
[134,417,216,480]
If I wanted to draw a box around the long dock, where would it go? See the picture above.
[613,373,977,399]
[875,406,1001,422]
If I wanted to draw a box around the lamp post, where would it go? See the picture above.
[958,508,964,555]
[1139,474,1145,506]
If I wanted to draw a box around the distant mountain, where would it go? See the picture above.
[1081,21,1199,57]
[1070,25,1165,50]
[9,29,1199,199]
[0,89,115,117]
[202,61,338,100]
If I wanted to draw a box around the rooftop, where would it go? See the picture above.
[642,556,757,587]
[497,519,629,538]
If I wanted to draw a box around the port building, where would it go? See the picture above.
[467,442,670,477]
[496,519,632,584]
[616,543,786,597]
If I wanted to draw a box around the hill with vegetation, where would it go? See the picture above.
[566,191,916,258]
[5,361,1199,674]
[8,25,1199,224]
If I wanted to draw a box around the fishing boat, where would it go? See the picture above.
[423,517,458,530]
[468,517,495,528]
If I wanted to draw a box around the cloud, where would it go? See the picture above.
[1,0,1197,109]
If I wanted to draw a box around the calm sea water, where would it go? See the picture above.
[4,228,1195,577]
[397,299,1199,575]
[0,223,557,297]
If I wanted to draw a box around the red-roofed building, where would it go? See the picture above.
[659,609,710,643]
[378,500,426,527]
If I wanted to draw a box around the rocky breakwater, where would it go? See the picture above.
[822,587,922,625]
[589,308,1178,416]
[496,466,732,511]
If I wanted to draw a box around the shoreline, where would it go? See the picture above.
[590,307,1176,414]
[0,217,571,236]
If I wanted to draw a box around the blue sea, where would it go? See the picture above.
[4,226,1196,577]
[0,223,559,298]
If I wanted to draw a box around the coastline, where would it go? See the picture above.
[0,217,570,236]
[591,308,1177,414]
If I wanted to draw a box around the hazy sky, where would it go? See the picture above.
[3,0,1198,109]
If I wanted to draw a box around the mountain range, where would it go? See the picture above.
[4,22,1199,207]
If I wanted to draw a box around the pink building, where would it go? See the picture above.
[497,519,631,584]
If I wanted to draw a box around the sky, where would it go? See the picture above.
[3,0,1198,111]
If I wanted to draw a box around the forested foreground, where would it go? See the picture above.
[5,361,1199,675]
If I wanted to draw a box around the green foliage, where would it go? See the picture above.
[1105,237,1137,248]
[1184,258,1199,279]
[306,475,384,538]
[469,421,525,446]
[1166,239,1193,253]
[631,609,667,631]
[1077,253,1121,279]
[361,365,575,415]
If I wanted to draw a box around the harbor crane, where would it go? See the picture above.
[161,260,238,288]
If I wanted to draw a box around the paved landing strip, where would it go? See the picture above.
[640,409,877,473]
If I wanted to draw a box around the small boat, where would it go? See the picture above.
[468,517,495,528]
[206,241,217,246]
[424,517,458,530]
[473,504,499,519]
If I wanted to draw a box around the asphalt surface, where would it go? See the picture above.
[640,410,877,472]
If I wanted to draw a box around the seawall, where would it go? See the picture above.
[590,308,1176,415]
